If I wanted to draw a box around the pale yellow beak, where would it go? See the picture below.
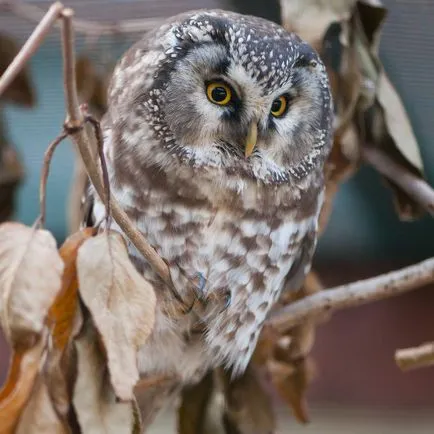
[245,122,258,158]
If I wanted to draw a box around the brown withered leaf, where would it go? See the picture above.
[44,228,96,420]
[220,365,276,434]
[15,377,69,434]
[270,358,314,424]
[376,73,423,173]
[73,321,141,434]
[77,231,156,401]
[0,222,64,347]
[0,33,36,107]
[279,0,356,50]
[177,371,215,434]
[48,228,96,351]
[0,337,46,434]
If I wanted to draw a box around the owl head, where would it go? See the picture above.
[107,10,333,185]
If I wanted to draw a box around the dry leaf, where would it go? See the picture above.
[134,374,179,429]
[45,228,96,421]
[271,359,313,424]
[279,0,355,50]
[15,377,69,434]
[73,321,141,434]
[0,337,46,434]
[376,73,423,173]
[0,222,64,347]
[221,365,276,434]
[48,228,96,351]
[77,231,156,401]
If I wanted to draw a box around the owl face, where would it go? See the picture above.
[108,10,333,185]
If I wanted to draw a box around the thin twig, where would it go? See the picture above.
[85,114,111,227]
[362,146,434,217]
[270,257,434,333]
[1,0,162,36]
[59,8,172,287]
[395,342,434,371]
[39,131,68,227]
[60,8,81,127]
[0,2,63,98]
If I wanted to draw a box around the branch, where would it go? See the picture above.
[0,1,63,98]
[395,342,434,371]
[59,8,172,287]
[269,257,434,333]
[362,146,434,217]
[1,0,162,36]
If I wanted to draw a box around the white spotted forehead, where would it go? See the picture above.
[162,12,307,93]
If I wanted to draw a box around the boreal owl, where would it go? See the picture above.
[86,7,333,409]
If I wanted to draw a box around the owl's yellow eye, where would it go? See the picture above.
[271,95,288,117]
[206,82,232,105]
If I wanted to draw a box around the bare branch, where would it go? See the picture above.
[0,2,63,98]
[1,0,162,36]
[59,8,172,287]
[60,8,81,127]
[85,114,112,227]
[270,257,434,333]
[39,131,68,227]
[395,342,434,371]
[362,146,434,217]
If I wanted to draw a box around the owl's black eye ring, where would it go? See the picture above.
[271,95,289,117]
[206,82,232,106]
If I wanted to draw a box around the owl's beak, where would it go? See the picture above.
[245,122,258,158]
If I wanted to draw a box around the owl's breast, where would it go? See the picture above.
[130,184,316,374]
[99,167,320,375]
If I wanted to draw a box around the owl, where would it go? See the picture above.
[87,8,332,421]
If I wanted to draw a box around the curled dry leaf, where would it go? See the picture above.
[279,0,355,50]
[0,222,64,347]
[73,321,141,434]
[48,227,96,352]
[0,337,46,434]
[265,271,323,425]
[77,231,156,401]
[271,358,314,424]
[44,228,96,420]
